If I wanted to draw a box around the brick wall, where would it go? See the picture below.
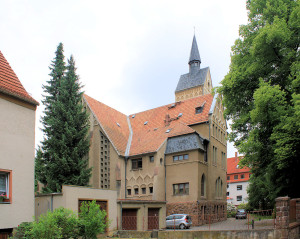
[275,197,300,239]
[166,200,226,226]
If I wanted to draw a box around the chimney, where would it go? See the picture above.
[235,152,238,162]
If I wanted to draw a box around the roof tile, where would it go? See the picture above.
[85,93,214,156]
[0,51,38,105]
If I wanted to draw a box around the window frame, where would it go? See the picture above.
[0,169,12,203]
[132,158,142,170]
[149,156,154,163]
[237,185,242,190]
[234,175,238,180]
[237,195,242,201]
[173,154,189,162]
[173,183,189,195]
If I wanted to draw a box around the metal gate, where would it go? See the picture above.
[148,208,159,230]
[122,209,137,230]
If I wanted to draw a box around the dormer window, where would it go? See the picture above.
[144,121,148,125]
[195,101,206,114]
[195,106,203,114]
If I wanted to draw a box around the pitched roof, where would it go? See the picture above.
[175,67,209,93]
[189,35,201,64]
[0,51,39,106]
[227,156,250,175]
[84,94,130,155]
[85,93,213,157]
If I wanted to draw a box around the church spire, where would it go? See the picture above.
[188,35,201,73]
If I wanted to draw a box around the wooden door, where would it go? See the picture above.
[148,208,159,230]
[122,209,137,230]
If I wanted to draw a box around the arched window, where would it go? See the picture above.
[201,174,206,197]
[220,180,223,198]
[215,177,221,198]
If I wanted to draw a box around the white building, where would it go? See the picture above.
[227,153,251,206]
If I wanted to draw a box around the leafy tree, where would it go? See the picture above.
[36,44,91,193]
[219,0,300,208]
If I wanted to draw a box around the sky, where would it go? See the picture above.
[0,0,248,157]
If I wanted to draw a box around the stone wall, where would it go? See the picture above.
[275,196,300,239]
[117,229,277,239]
[166,200,226,226]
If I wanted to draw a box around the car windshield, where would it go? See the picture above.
[238,209,245,213]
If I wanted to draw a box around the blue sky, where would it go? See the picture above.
[0,0,248,157]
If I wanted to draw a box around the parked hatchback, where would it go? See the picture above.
[235,209,247,219]
[166,214,192,229]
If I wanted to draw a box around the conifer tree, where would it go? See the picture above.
[36,44,91,193]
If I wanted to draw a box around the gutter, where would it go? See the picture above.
[124,116,133,199]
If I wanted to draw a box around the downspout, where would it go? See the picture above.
[164,154,167,201]
[125,157,128,199]
[120,201,123,230]
[51,194,53,212]
[125,116,133,199]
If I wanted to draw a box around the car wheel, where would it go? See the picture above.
[179,224,185,230]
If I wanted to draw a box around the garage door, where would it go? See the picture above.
[122,209,137,230]
[148,208,159,230]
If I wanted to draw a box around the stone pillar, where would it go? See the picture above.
[296,198,300,223]
[275,197,290,239]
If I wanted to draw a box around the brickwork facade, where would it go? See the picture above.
[166,200,226,226]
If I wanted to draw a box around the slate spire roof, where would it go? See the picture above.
[0,51,39,106]
[175,35,210,93]
[189,35,201,64]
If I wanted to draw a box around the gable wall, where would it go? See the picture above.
[0,97,36,229]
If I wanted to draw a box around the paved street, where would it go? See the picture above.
[167,218,275,231]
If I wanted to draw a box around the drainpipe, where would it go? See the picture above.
[164,154,167,201]
[120,201,123,230]
[51,194,53,212]
[125,157,128,199]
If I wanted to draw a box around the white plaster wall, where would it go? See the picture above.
[227,181,249,206]
[0,98,36,229]
[35,186,118,232]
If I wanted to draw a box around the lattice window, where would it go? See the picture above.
[100,132,110,189]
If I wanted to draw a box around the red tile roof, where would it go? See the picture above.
[85,93,213,157]
[84,94,129,155]
[227,156,250,174]
[0,51,38,106]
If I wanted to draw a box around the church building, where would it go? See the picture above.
[83,36,227,228]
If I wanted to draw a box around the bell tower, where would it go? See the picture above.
[175,35,213,102]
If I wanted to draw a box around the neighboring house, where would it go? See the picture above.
[227,153,251,206]
[35,185,118,233]
[0,51,38,236]
[83,35,227,228]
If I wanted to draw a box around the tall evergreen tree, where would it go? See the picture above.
[36,44,91,193]
[219,0,300,208]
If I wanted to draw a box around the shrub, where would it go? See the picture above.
[12,222,33,239]
[78,200,107,239]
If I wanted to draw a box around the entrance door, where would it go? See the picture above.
[122,209,137,230]
[148,208,159,230]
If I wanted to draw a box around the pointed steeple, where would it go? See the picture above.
[188,35,201,73]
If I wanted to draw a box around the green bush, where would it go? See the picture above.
[78,200,107,239]
[11,202,107,239]
[12,222,33,239]
[227,210,236,218]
